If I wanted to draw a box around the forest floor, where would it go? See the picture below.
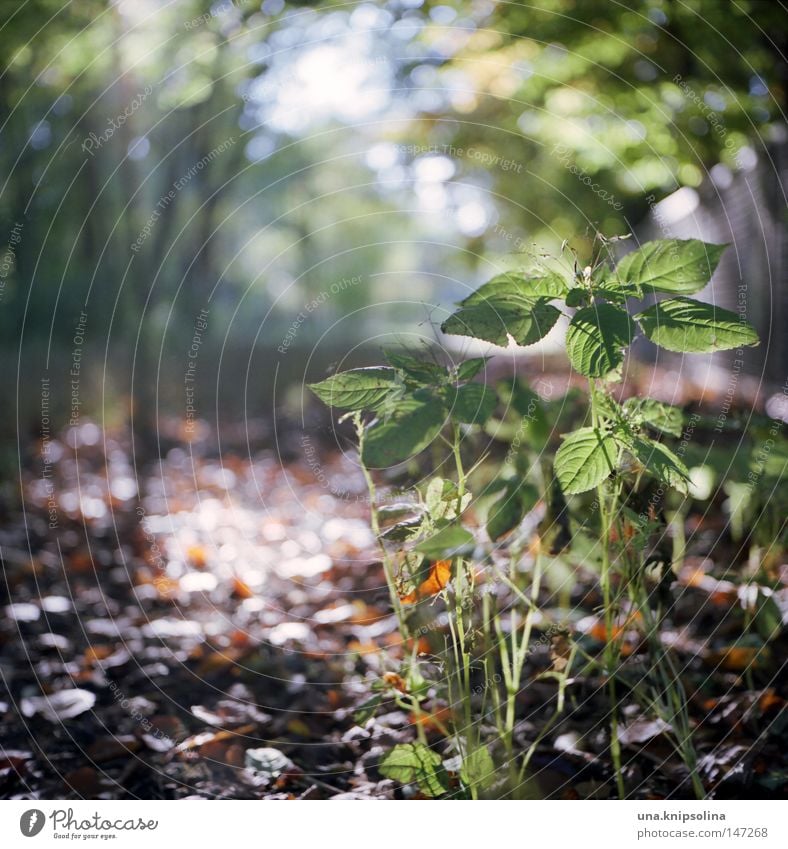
[1,410,787,800]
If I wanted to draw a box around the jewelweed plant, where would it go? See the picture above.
[309,239,760,799]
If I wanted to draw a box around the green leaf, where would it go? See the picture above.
[361,395,446,468]
[379,743,449,797]
[592,279,642,302]
[415,524,474,559]
[636,297,760,353]
[442,299,561,347]
[753,591,783,642]
[460,746,496,791]
[615,239,727,295]
[309,367,400,410]
[631,437,690,493]
[383,350,446,384]
[461,270,568,305]
[456,357,490,381]
[487,481,539,541]
[554,427,618,494]
[566,287,590,308]
[625,398,684,437]
[565,304,637,378]
[447,383,497,424]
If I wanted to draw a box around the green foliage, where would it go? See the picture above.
[308,368,401,410]
[459,747,496,792]
[636,297,760,353]
[415,524,474,559]
[379,743,449,797]
[308,237,764,800]
[565,304,636,378]
[312,239,756,491]
[361,394,446,469]
[615,240,728,295]
[555,427,618,495]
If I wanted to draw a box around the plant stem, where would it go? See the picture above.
[588,379,626,799]
[354,413,408,639]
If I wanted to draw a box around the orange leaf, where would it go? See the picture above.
[232,577,254,599]
[382,672,408,693]
[400,560,452,604]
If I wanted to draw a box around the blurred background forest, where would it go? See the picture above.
[1,0,787,458]
[2,0,788,803]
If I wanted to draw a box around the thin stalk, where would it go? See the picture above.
[354,413,408,639]
[588,379,626,799]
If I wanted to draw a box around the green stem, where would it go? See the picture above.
[354,413,408,639]
[588,379,626,799]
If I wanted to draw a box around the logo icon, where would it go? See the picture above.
[20,810,45,837]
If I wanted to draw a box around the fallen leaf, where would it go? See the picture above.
[85,736,140,762]
[245,747,293,779]
[21,689,96,722]
[64,766,103,795]
[231,577,254,599]
[617,716,671,746]
[400,560,452,604]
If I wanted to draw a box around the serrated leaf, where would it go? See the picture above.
[631,437,690,493]
[456,357,489,381]
[625,398,684,437]
[592,279,643,302]
[460,270,568,305]
[460,746,496,791]
[615,239,727,295]
[361,395,446,468]
[309,367,400,410]
[442,300,561,347]
[636,297,759,353]
[555,427,617,495]
[379,743,449,797]
[565,304,637,378]
[447,383,497,424]
[415,524,474,559]
[384,350,446,383]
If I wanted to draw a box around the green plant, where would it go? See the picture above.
[309,238,760,799]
